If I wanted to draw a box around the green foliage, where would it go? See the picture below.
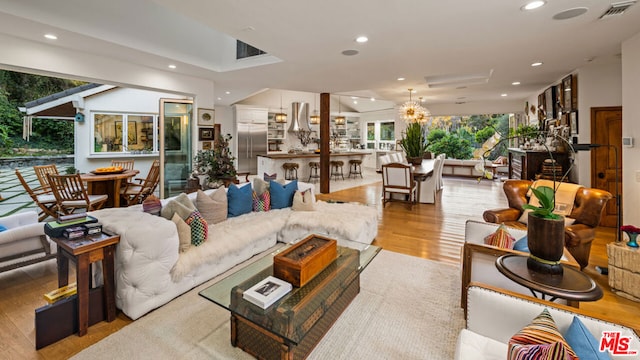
[522,186,562,220]
[193,134,236,180]
[427,133,473,159]
[426,128,447,143]
[475,126,496,144]
[400,121,428,158]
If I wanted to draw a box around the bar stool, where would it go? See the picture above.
[329,160,344,180]
[282,162,299,180]
[348,159,363,179]
[307,162,320,183]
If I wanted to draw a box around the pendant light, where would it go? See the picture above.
[334,96,346,125]
[309,94,320,125]
[275,92,287,123]
[399,88,428,123]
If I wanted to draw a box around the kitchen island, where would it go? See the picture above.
[257,151,372,181]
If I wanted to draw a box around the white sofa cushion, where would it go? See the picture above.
[454,329,507,360]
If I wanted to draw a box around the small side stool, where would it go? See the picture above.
[330,160,344,180]
[348,159,363,179]
[308,162,320,183]
[282,162,299,180]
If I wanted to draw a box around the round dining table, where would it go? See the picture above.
[80,169,139,208]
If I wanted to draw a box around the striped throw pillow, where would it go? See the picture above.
[484,224,515,249]
[508,309,578,360]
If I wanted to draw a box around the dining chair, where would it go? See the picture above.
[120,159,160,206]
[15,169,59,221]
[435,153,446,191]
[47,173,109,215]
[381,162,417,209]
[111,159,135,171]
[418,158,442,204]
[33,164,58,192]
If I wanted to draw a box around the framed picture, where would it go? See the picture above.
[199,127,215,141]
[570,111,578,135]
[544,86,556,121]
[202,141,212,150]
[197,108,215,126]
[562,75,573,111]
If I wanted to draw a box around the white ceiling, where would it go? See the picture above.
[1,0,639,114]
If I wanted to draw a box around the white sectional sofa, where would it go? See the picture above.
[0,211,56,273]
[456,283,640,360]
[89,181,378,320]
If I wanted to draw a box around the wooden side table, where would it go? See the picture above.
[607,242,640,302]
[51,232,120,336]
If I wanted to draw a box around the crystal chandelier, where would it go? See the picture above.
[275,92,287,123]
[399,89,429,123]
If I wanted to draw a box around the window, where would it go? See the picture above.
[93,113,157,154]
[366,121,395,150]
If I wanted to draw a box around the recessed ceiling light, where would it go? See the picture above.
[168,64,176,69]
[217,97,222,101]
[353,100,358,104]
[531,61,543,67]
[44,34,57,40]
[351,96,357,99]
[512,81,521,85]
[225,91,231,95]
[501,93,508,97]
[341,49,359,56]
[355,36,368,43]
[397,77,405,81]
[370,97,376,101]
[522,1,546,11]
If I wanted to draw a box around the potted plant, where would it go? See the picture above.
[400,121,428,165]
[193,134,237,188]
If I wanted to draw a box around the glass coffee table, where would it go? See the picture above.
[199,238,380,360]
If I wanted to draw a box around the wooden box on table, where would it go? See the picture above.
[273,234,338,287]
[230,247,359,360]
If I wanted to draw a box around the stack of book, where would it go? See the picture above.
[243,276,292,309]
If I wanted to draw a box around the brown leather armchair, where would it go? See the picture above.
[483,179,612,269]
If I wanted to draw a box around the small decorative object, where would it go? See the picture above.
[620,225,640,248]
[197,108,215,126]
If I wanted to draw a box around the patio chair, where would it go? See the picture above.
[33,164,58,192]
[120,159,160,206]
[47,173,108,215]
[111,159,135,171]
[15,169,59,221]
[381,162,417,209]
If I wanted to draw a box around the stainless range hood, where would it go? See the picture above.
[288,102,310,132]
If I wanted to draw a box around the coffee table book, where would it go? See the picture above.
[242,276,292,309]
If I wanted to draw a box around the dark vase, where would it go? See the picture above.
[407,156,423,166]
[526,213,565,275]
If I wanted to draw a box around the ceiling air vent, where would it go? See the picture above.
[599,0,636,19]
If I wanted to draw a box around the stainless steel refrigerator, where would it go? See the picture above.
[237,122,267,174]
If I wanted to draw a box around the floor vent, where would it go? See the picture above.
[599,0,636,19]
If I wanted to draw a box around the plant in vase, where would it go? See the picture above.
[400,121,428,165]
[193,134,236,188]
[620,225,640,248]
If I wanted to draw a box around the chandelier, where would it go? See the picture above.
[399,88,429,123]
[309,94,320,125]
[334,95,346,125]
[275,92,287,123]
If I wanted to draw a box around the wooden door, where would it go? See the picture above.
[590,106,622,227]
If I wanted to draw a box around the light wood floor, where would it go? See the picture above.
[1,177,639,359]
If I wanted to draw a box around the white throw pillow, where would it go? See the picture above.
[292,190,316,211]
[171,213,191,253]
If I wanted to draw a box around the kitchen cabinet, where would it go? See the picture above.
[234,105,268,124]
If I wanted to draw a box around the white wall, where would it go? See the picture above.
[622,32,640,226]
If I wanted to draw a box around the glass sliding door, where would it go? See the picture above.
[160,99,193,198]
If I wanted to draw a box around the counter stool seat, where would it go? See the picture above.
[308,162,320,183]
[348,159,363,179]
[329,160,345,181]
[282,162,299,180]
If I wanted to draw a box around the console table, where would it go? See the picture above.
[508,148,570,181]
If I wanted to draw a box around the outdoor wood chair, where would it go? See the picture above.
[33,164,58,192]
[120,159,160,206]
[47,173,108,215]
[111,159,135,171]
[15,169,59,221]
[381,162,417,209]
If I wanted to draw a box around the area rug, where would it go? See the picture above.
[71,250,464,360]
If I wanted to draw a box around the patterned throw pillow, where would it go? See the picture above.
[253,177,270,196]
[252,190,270,212]
[160,193,196,220]
[484,224,516,249]
[142,194,162,216]
[185,210,208,246]
[508,309,578,360]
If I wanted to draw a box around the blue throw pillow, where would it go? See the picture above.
[270,180,297,209]
[513,236,530,253]
[565,316,611,360]
[227,184,253,217]
[0,224,7,233]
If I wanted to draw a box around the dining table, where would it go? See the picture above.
[80,169,139,208]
